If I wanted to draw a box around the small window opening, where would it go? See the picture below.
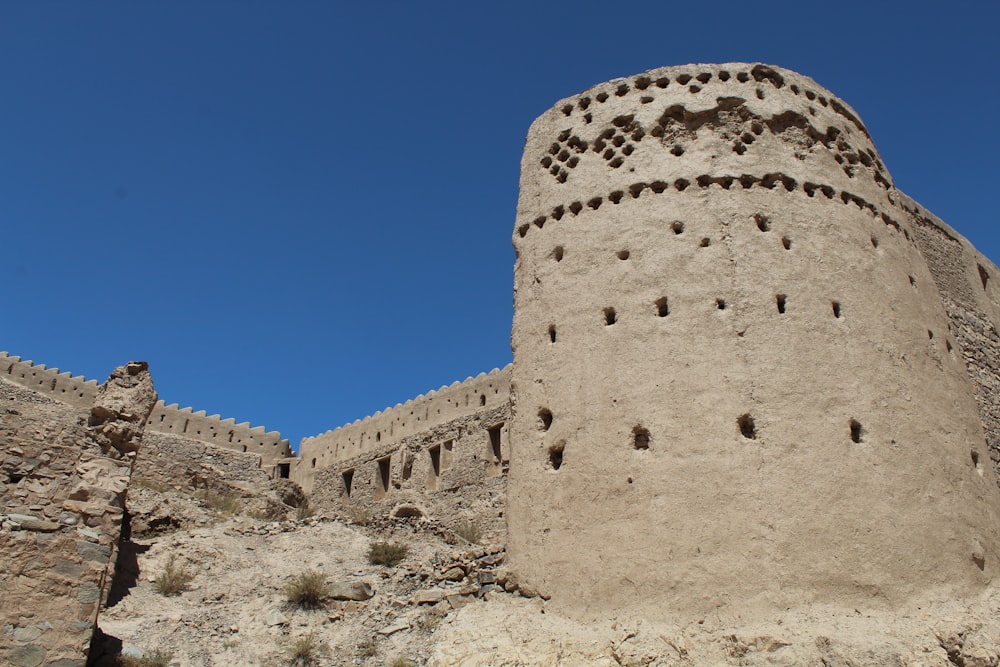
[488,423,504,464]
[655,297,669,317]
[427,444,441,488]
[737,413,756,440]
[776,294,787,314]
[401,454,413,481]
[604,307,617,325]
[700,237,711,247]
[972,449,983,475]
[341,469,354,497]
[928,330,934,340]
[538,408,553,431]
[311,458,317,469]
[717,299,727,310]
[909,276,917,287]
[754,214,770,232]
[242,445,247,453]
[277,463,290,479]
[671,221,685,234]
[376,431,381,442]
[946,340,954,353]
[548,441,565,470]
[553,246,564,262]
[548,325,557,343]
[849,419,863,443]
[781,236,791,250]
[633,426,650,450]
[978,264,990,290]
[480,394,486,406]
[832,301,842,318]
[376,456,391,498]
[617,249,630,260]
[871,236,879,248]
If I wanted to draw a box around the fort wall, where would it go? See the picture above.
[0,351,292,475]
[506,63,1000,622]
[901,197,1000,476]
[295,365,511,492]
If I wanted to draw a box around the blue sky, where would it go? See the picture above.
[2,1,997,450]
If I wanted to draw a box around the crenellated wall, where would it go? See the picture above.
[0,351,292,473]
[295,365,511,491]
[1,351,101,408]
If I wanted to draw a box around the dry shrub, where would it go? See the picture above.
[455,519,482,544]
[284,570,330,610]
[198,489,241,515]
[289,633,321,665]
[367,541,408,567]
[153,555,192,596]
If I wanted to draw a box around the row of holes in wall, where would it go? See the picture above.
[325,387,502,456]
[339,423,506,499]
[557,65,868,139]
[544,100,886,189]
[516,174,906,245]
[3,363,91,399]
[542,416,884,471]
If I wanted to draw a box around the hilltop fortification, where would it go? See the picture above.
[506,63,1000,621]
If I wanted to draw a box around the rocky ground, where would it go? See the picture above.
[90,485,1000,667]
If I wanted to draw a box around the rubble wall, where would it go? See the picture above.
[0,362,156,667]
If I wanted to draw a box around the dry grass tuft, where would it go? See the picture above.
[152,555,193,596]
[284,570,330,610]
[367,541,409,567]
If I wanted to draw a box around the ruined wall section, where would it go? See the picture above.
[507,63,1000,622]
[0,363,156,667]
[1,352,291,473]
[309,402,511,537]
[296,366,511,492]
[903,196,1000,479]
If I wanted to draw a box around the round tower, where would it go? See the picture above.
[507,63,1000,621]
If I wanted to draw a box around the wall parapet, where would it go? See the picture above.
[299,365,512,471]
[1,351,291,464]
[1,351,100,408]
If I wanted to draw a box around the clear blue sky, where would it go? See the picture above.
[2,1,997,451]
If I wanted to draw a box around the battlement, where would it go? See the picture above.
[145,401,291,463]
[1,351,101,408]
[0,351,291,465]
[298,365,512,476]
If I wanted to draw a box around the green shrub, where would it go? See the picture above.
[284,570,330,610]
[367,541,408,567]
[152,555,192,596]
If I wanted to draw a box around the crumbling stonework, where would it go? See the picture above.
[506,63,1000,622]
[1,362,156,667]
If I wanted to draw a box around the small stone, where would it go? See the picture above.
[265,609,288,627]
[413,589,446,605]
[13,626,43,642]
[377,621,410,636]
[8,644,46,667]
[440,566,465,581]
[329,581,374,601]
[77,582,101,604]
[478,570,496,585]
[121,645,143,658]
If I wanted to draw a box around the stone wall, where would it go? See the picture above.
[506,63,1000,623]
[1,352,292,474]
[296,366,511,493]
[309,402,511,537]
[903,197,1000,479]
[0,362,156,667]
